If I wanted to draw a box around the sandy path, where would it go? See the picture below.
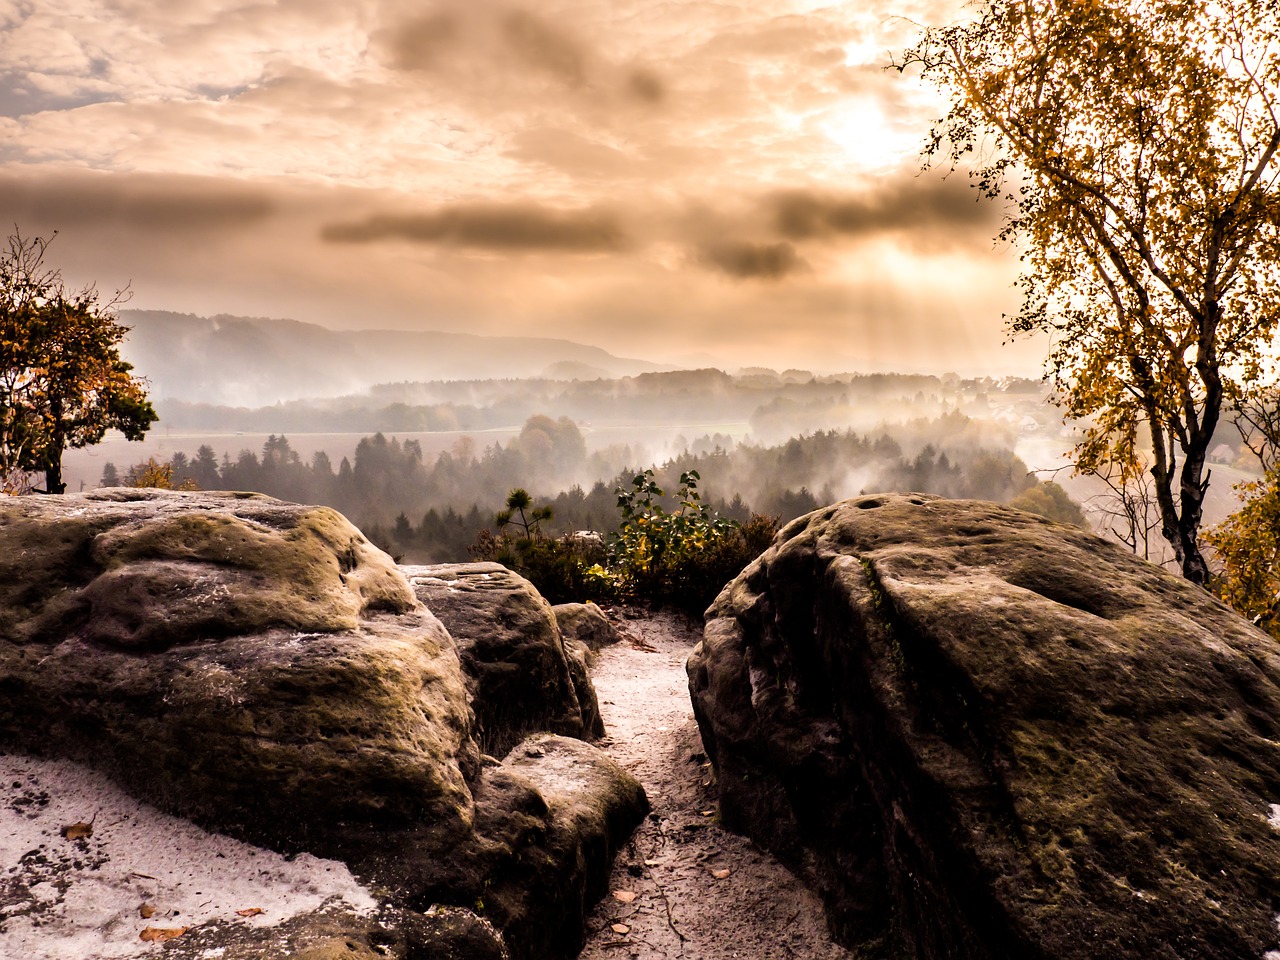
[577,610,852,960]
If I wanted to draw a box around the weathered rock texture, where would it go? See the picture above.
[0,490,644,960]
[689,494,1280,960]
[404,563,604,755]
[358,734,646,960]
[553,601,624,652]
[0,489,471,845]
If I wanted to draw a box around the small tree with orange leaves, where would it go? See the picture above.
[0,231,156,494]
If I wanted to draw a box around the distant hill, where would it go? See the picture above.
[116,310,667,406]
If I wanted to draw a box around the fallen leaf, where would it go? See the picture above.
[711,868,730,879]
[235,907,264,917]
[643,859,662,867]
[611,890,637,903]
[140,926,188,943]
[611,923,631,934]
[60,820,93,841]
[699,809,715,817]
[138,903,156,919]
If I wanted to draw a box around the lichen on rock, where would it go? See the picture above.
[690,493,1280,960]
[404,563,601,755]
[0,490,645,960]
[1,488,416,648]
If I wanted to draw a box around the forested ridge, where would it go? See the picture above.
[105,410,1082,563]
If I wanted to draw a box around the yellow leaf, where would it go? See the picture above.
[139,926,188,943]
[138,903,156,919]
[236,907,264,917]
[711,868,730,879]
[60,820,93,841]
[611,890,636,903]
[611,923,631,934]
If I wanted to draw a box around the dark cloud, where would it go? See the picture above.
[322,202,626,252]
[770,173,997,243]
[0,170,274,231]
[502,9,587,86]
[374,5,669,108]
[378,12,460,72]
[627,68,665,104]
[698,240,807,280]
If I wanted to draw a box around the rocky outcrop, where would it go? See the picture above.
[360,734,646,960]
[404,563,604,754]
[551,602,620,739]
[553,601,623,652]
[689,494,1280,960]
[0,490,644,960]
[0,489,471,847]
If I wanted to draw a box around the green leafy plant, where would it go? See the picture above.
[611,468,772,613]
[494,488,553,539]
[474,471,778,614]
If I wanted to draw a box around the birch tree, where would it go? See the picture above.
[899,0,1280,584]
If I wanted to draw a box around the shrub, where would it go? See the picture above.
[472,472,779,615]
[610,469,777,615]
[471,489,617,605]
[1205,472,1280,639]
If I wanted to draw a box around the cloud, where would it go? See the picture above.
[372,1,670,117]
[0,169,274,231]
[769,173,998,244]
[379,12,460,72]
[697,240,807,280]
[375,4,592,88]
[321,202,627,252]
[507,128,636,179]
[626,68,665,104]
[502,9,587,87]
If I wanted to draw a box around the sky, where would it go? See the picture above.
[0,0,1046,376]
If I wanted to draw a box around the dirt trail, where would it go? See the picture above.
[577,610,852,960]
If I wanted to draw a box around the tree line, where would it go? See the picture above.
[105,411,1082,564]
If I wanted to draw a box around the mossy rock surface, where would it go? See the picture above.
[352,734,646,960]
[0,492,642,959]
[0,490,476,851]
[156,903,508,960]
[0,488,416,647]
[689,493,1280,960]
[552,601,622,651]
[404,563,597,755]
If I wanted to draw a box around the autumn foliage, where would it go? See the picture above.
[901,0,1280,585]
[0,231,156,494]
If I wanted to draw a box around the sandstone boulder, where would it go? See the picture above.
[0,489,475,850]
[553,601,623,652]
[140,903,508,960]
[356,734,646,960]
[0,491,643,960]
[404,563,602,754]
[562,637,606,739]
[689,494,1280,960]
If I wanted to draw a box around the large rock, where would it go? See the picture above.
[689,494,1280,960]
[357,734,647,960]
[404,563,602,755]
[0,489,475,849]
[0,490,644,960]
[552,601,623,652]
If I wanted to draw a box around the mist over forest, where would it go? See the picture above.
[74,312,1261,569]
[87,365,1087,564]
